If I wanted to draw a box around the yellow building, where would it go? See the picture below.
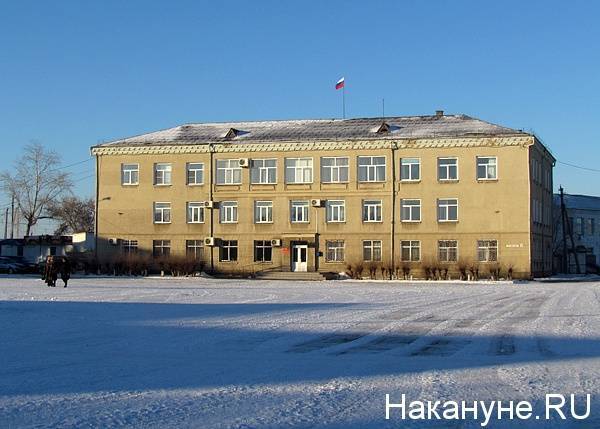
[91,112,555,279]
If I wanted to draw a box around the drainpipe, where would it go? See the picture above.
[208,143,215,272]
[94,154,99,262]
[390,142,398,275]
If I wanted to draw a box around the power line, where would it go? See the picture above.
[557,160,600,173]
[49,158,93,172]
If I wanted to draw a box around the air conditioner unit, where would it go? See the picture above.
[271,239,282,247]
[238,158,250,168]
[204,237,216,246]
[311,199,323,207]
[108,238,119,246]
[204,201,215,209]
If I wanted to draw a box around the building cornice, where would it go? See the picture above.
[90,135,533,156]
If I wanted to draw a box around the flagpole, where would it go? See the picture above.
[342,85,346,119]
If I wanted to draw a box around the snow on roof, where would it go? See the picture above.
[94,114,527,148]
[554,194,600,211]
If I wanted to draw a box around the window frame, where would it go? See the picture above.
[153,202,172,224]
[186,202,205,224]
[186,240,204,260]
[438,240,458,263]
[362,240,382,262]
[219,240,238,262]
[290,200,310,223]
[401,240,421,262]
[154,163,172,186]
[216,159,242,185]
[326,199,346,223]
[219,201,239,224]
[254,240,273,263]
[321,156,349,183]
[437,157,459,181]
[152,240,171,258]
[362,200,383,223]
[401,199,421,223]
[400,158,420,182]
[357,156,386,182]
[186,162,204,186]
[476,156,498,181]
[254,200,274,224]
[122,239,138,255]
[437,198,459,222]
[121,163,139,186]
[325,240,345,262]
[250,158,277,184]
[477,239,498,262]
[285,157,313,184]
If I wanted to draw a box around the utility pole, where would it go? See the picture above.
[559,186,568,273]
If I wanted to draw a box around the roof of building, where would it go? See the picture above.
[554,194,600,211]
[94,113,529,148]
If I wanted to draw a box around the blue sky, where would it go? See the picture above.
[1,1,599,233]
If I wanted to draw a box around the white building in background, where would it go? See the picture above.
[0,233,95,264]
[554,193,600,273]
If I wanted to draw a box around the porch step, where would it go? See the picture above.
[255,271,326,281]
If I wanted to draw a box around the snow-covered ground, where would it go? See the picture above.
[1,276,600,428]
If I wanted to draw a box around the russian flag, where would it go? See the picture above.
[335,77,345,90]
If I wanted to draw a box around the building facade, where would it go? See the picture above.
[92,113,555,278]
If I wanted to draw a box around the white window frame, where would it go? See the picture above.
[321,157,349,183]
[400,158,420,182]
[326,200,345,223]
[153,202,171,224]
[476,156,497,180]
[438,157,458,181]
[254,240,273,263]
[362,200,382,222]
[477,240,498,262]
[187,202,205,224]
[437,198,458,222]
[122,239,138,254]
[121,163,139,186]
[438,240,458,262]
[186,240,204,260]
[154,163,172,186]
[216,159,242,185]
[362,240,382,261]
[325,240,345,262]
[250,158,277,184]
[290,200,310,223]
[219,240,238,262]
[254,201,273,223]
[401,199,421,222]
[285,158,313,184]
[358,156,386,182]
[186,162,204,186]
[152,240,171,258]
[401,240,421,262]
[219,201,238,223]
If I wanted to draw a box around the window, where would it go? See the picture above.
[154,163,172,185]
[326,200,345,222]
[321,157,349,183]
[438,240,458,262]
[477,240,498,262]
[400,158,420,181]
[326,240,345,262]
[153,240,171,258]
[220,201,238,223]
[438,199,458,222]
[186,240,204,260]
[121,163,139,185]
[254,240,272,262]
[290,200,309,223]
[216,159,242,185]
[153,202,171,223]
[219,240,238,262]
[477,157,497,180]
[358,156,386,182]
[586,218,595,235]
[363,200,382,222]
[401,240,420,261]
[187,163,204,185]
[401,199,421,222]
[251,159,277,184]
[122,240,138,254]
[187,202,204,223]
[254,201,273,223]
[285,158,313,183]
[363,240,382,261]
[575,217,584,235]
[438,158,458,181]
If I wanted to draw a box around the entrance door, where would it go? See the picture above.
[292,244,308,272]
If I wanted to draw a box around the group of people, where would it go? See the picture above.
[42,256,71,287]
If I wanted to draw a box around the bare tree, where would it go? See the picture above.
[1,142,72,236]
[46,196,95,235]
